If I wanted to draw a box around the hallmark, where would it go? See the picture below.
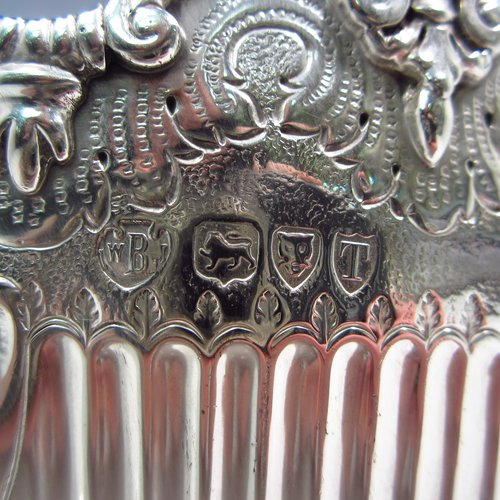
[271,226,323,291]
[193,221,260,287]
[0,0,499,496]
[330,232,378,296]
[98,219,172,291]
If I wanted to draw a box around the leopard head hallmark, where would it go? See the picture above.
[98,219,172,291]
[271,226,323,291]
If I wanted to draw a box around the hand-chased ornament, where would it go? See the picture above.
[0,0,500,498]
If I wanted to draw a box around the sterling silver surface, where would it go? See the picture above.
[0,0,500,498]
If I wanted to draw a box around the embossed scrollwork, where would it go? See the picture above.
[0,0,183,247]
[0,0,182,196]
[0,64,82,194]
[0,10,105,194]
[2,0,500,250]
[339,0,494,165]
[177,0,402,215]
[104,0,183,71]
[461,0,500,49]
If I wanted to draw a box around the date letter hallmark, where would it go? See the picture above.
[331,232,378,296]
[271,226,323,291]
[193,221,259,287]
[98,219,172,291]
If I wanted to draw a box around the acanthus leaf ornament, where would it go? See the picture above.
[0,63,82,194]
[254,289,283,329]
[131,287,162,341]
[0,0,183,196]
[339,0,494,165]
[1,270,497,354]
[16,280,45,333]
[70,287,102,339]
[310,292,340,343]
[461,292,487,339]
[194,290,223,332]
[415,289,444,340]
[367,294,395,339]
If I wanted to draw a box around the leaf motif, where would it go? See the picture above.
[132,288,162,339]
[0,63,82,194]
[311,292,339,343]
[17,281,46,331]
[71,287,101,335]
[367,295,395,339]
[416,289,443,339]
[254,290,282,328]
[462,293,486,337]
[16,302,30,333]
[405,83,452,165]
[26,282,46,320]
[194,290,223,331]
